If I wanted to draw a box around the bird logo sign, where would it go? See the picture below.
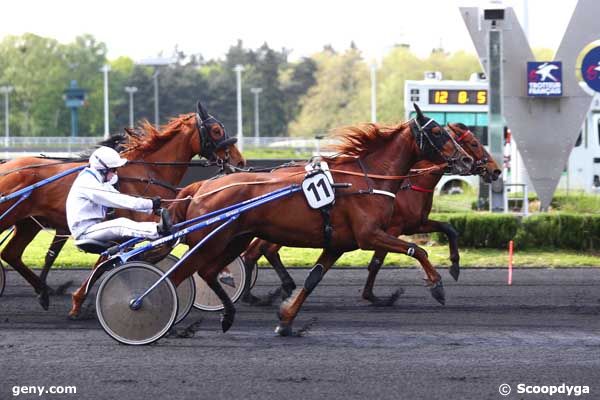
[527,61,562,96]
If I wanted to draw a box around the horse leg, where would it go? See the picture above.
[69,256,106,318]
[240,239,264,304]
[361,227,404,306]
[413,220,460,281]
[276,249,343,337]
[38,233,71,309]
[359,228,445,305]
[264,244,296,299]
[241,240,291,306]
[0,220,50,307]
[194,234,254,332]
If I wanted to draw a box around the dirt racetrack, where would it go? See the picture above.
[1,267,599,399]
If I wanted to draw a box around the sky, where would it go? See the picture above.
[0,0,578,62]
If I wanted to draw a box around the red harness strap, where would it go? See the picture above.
[410,184,434,193]
[455,130,473,143]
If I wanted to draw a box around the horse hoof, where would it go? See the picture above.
[241,292,261,305]
[449,264,460,281]
[67,310,80,320]
[51,280,74,296]
[429,281,446,305]
[367,288,404,307]
[275,323,293,337]
[38,290,50,311]
[221,314,234,333]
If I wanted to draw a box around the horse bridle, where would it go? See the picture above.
[411,118,472,173]
[195,113,238,166]
[447,125,489,175]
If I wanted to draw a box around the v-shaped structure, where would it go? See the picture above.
[460,1,600,209]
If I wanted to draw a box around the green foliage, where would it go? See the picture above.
[514,213,600,250]
[377,48,482,124]
[432,213,520,248]
[431,212,600,251]
[0,33,107,136]
[288,47,370,136]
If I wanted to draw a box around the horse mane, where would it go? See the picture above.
[325,121,409,158]
[120,113,196,159]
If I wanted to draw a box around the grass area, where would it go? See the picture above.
[242,148,312,159]
[2,231,599,269]
[431,193,476,213]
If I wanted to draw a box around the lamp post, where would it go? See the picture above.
[0,85,13,147]
[250,87,262,146]
[370,61,377,123]
[137,57,174,128]
[101,64,111,139]
[234,64,245,152]
[124,86,138,128]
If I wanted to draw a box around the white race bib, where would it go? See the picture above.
[302,171,335,209]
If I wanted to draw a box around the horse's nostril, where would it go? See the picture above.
[462,157,473,166]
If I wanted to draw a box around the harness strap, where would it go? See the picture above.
[327,164,446,180]
[409,184,434,193]
[320,206,333,249]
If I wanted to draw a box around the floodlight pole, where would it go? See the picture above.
[370,62,377,122]
[0,86,13,147]
[153,69,160,128]
[234,64,245,151]
[101,64,111,139]
[125,86,138,128]
[251,87,262,146]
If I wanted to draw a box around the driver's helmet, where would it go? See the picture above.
[90,146,127,171]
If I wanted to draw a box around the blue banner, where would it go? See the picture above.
[527,61,562,97]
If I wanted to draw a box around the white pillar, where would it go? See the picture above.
[101,64,111,139]
[234,65,245,151]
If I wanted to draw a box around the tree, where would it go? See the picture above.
[288,47,369,136]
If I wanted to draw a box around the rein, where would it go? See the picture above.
[170,161,447,202]
[118,176,180,194]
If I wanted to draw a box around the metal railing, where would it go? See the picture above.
[1,136,337,156]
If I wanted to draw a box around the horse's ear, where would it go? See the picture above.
[413,103,426,124]
[197,101,209,120]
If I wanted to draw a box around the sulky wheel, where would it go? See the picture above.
[193,256,247,311]
[0,262,5,297]
[96,261,178,345]
[155,254,195,325]
[249,262,258,289]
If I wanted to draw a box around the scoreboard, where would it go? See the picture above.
[429,89,487,105]
[404,78,489,127]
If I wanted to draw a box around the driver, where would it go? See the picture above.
[66,146,171,243]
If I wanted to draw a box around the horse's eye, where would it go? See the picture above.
[470,143,479,148]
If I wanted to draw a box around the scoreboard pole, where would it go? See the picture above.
[488,28,506,212]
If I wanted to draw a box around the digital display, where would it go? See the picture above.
[428,89,488,105]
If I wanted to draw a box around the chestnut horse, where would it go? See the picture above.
[0,101,244,310]
[165,108,474,336]
[240,122,501,306]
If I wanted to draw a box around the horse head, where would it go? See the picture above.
[196,101,245,169]
[411,103,473,174]
[446,122,501,183]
